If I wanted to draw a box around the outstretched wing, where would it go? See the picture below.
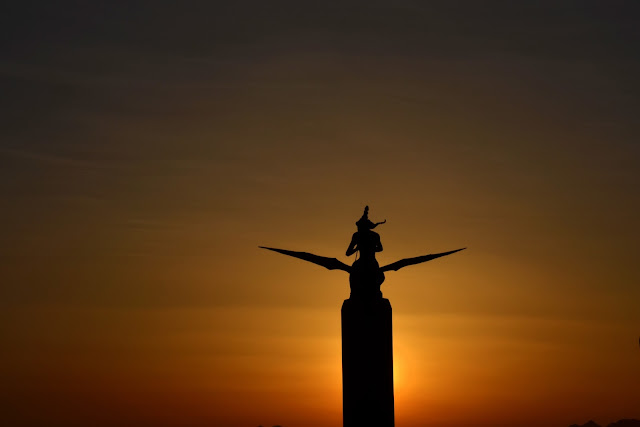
[259,246,351,273]
[380,248,466,272]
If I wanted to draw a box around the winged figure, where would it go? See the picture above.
[260,206,465,299]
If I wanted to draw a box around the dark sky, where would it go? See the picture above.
[2,1,640,187]
[3,1,639,133]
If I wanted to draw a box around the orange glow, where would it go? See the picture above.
[3,24,640,426]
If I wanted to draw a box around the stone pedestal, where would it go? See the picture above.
[341,297,394,427]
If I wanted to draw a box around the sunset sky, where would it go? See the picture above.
[1,2,639,426]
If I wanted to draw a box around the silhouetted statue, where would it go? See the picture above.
[260,206,464,300]
[260,207,465,427]
[346,206,386,298]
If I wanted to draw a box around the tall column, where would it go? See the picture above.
[341,297,394,427]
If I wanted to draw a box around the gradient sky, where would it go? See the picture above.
[1,2,639,426]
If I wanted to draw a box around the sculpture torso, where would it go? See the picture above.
[347,230,385,300]
[348,230,381,259]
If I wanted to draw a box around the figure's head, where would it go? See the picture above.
[356,206,386,230]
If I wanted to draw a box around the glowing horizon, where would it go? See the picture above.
[2,2,640,426]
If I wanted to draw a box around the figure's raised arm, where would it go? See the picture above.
[346,233,358,256]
